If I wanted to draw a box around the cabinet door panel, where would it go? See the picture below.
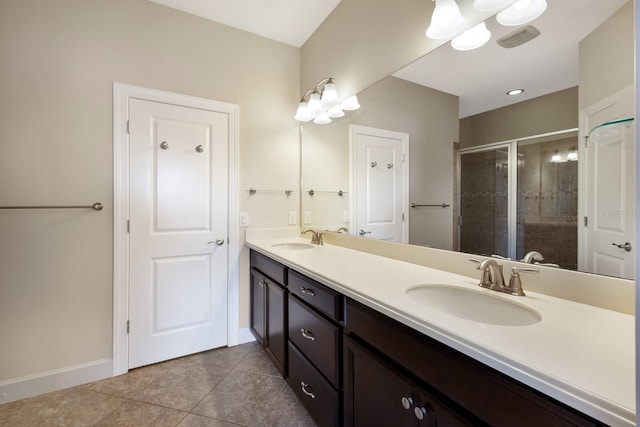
[344,336,416,427]
[266,281,286,375]
[249,268,266,345]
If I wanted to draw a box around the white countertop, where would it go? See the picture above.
[246,237,636,427]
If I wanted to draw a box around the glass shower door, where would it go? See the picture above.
[459,146,510,258]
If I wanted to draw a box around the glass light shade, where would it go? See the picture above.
[550,150,561,163]
[307,92,323,115]
[567,148,578,161]
[321,82,339,108]
[294,102,314,122]
[341,95,360,111]
[426,0,467,40]
[451,22,491,51]
[473,0,515,12]
[313,112,331,125]
[497,0,546,26]
[328,105,345,118]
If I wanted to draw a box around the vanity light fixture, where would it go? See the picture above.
[294,78,360,124]
[472,0,515,12]
[550,150,562,163]
[451,22,491,51]
[506,88,524,96]
[426,0,467,40]
[496,0,547,26]
[567,146,578,161]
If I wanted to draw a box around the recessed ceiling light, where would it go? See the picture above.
[507,88,524,96]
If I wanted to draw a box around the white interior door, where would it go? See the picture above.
[582,87,635,279]
[128,98,229,368]
[351,125,408,242]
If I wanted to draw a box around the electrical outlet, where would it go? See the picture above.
[288,211,297,225]
[343,211,350,223]
[304,211,312,225]
[240,212,249,227]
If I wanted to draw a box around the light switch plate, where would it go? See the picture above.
[240,212,249,227]
[304,211,312,225]
[288,211,297,225]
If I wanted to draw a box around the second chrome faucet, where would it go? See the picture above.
[471,258,538,296]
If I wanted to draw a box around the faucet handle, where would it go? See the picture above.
[469,258,492,288]
[507,267,539,296]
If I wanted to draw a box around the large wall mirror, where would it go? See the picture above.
[300,0,635,279]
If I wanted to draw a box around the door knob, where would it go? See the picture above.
[612,242,632,252]
[359,230,371,236]
[208,238,225,246]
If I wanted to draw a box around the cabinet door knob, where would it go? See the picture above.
[414,406,427,421]
[401,396,413,410]
[300,381,316,399]
[300,328,316,341]
[301,287,315,297]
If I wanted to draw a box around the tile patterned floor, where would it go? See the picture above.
[0,343,317,426]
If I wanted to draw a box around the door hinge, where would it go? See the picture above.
[584,216,588,227]
[458,216,463,226]
[402,213,405,222]
[126,320,130,334]
[126,120,130,134]
[127,219,130,233]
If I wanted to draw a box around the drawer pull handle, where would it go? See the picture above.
[258,280,265,288]
[300,328,316,341]
[414,406,427,421]
[301,287,315,297]
[300,381,316,399]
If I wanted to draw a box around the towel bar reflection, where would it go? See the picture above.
[0,202,104,211]
[411,203,450,208]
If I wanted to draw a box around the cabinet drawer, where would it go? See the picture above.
[288,270,341,321]
[250,250,286,285]
[289,294,340,387]
[288,342,339,427]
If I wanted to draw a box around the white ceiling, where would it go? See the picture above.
[149,0,629,117]
[147,0,342,47]
[393,0,629,118]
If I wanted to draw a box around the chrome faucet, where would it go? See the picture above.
[521,251,543,264]
[476,258,506,291]
[470,258,537,296]
[302,229,324,245]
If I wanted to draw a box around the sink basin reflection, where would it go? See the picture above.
[405,285,541,326]
[271,242,314,250]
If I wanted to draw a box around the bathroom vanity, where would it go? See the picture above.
[246,237,635,427]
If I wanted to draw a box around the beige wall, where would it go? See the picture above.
[459,87,579,149]
[0,0,299,382]
[579,1,634,110]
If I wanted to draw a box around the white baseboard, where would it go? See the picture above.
[237,328,256,345]
[0,359,113,405]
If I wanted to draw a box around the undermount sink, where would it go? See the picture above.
[271,242,314,250]
[405,285,541,327]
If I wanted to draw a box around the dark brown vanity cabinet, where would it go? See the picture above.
[344,336,472,427]
[249,251,287,376]
[344,298,602,427]
[286,270,343,427]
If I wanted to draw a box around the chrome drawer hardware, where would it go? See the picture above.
[195,144,204,153]
[160,141,169,150]
[401,397,413,410]
[300,382,316,399]
[370,161,377,168]
[301,287,315,297]
[300,328,316,341]
[414,406,427,420]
